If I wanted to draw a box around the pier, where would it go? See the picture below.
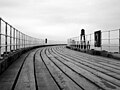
[0,18,120,90]
[0,46,120,90]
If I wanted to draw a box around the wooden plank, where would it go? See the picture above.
[58,53,120,87]
[0,52,29,90]
[41,49,82,90]
[14,50,36,90]
[53,47,120,75]
[46,49,101,90]
[49,47,120,90]
[63,46,120,67]
[35,49,60,90]
[53,48,120,80]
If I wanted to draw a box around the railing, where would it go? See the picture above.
[67,29,120,53]
[0,18,44,57]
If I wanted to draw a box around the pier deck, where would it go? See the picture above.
[0,46,120,90]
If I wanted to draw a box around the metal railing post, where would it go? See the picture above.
[18,30,20,49]
[22,33,24,48]
[16,30,18,50]
[119,29,120,54]
[19,32,21,48]
[19,31,20,49]
[5,22,7,54]
[24,34,25,48]
[18,31,19,49]
[26,35,27,48]
[79,36,81,49]
[28,36,29,47]
[0,18,1,57]
[108,31,110,52]
[29,36,30,47]
[10,26,12,51]
[90,34,91,49]
[26,35,27,47]
[27,36,29,47]
[25,35,27,48]
[21,32,23,48]
[101,32,102,51]
[13,28,15,50]
[25,34,26,48]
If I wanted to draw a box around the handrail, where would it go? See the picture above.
[0,17,44,57]
[68,29,120,53]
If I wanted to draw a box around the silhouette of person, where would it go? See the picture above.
[87,41,90,49]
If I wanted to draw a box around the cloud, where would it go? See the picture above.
[0,0,31,8]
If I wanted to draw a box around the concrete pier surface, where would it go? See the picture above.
[0,45,120,90]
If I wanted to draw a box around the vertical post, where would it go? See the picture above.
[18,30,19,49]
[22,33,23,48]
[108,31,110,52]
[20,32,22,48]
[19,31,20,49]
[77,37,79,49]
[19,32,21,48]
[29,36,30,47]
[5,22,7,54]
[79,36,80,49]
[34,38,37,46]
[28,36,29,47]
[25,35,27,48]
[23,34,25,48]
[27,36,30,47]
[16,30,17,50]
[18,31,19,49]
[13,28,15,50]
[0,18,1,57]
[21,33,22,48]
[24,34,26,48]
[24,34,25,48]
[119,29,120,54]
[30,38,32,46]
[32,38,33,46]
[90,34,91,49]
[29,36,31,47]
[25,34,26,48]
[101,32,102,51]
[85,35,87,50]
[10,26,12,51]
[26,35,27,48]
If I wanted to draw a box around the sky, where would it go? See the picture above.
[0,0,120,42]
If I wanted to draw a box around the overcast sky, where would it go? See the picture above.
[0,0,120,42]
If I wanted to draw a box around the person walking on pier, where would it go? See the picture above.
[87,41,90,50]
